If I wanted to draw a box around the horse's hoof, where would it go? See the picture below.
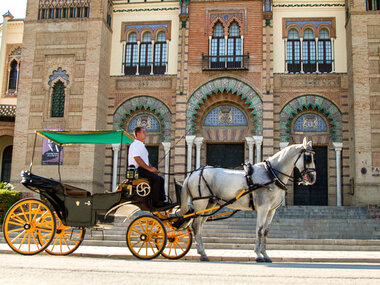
[264,258,272,263]
[256,257,265,263]
[200,256,209,262]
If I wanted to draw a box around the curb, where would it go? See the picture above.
[1,249,380,263]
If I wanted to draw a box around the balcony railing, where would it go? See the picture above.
[122,62,167,76]
[286,60,333,73]
[202,54,249,71]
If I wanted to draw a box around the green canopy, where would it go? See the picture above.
[36,130,134,145]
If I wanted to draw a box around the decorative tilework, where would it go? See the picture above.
[124,24,168,33]
[204,105,248,126]
[113,96,171,142]
[293,113,327,132]
[48,67,69,87]
[280,95,342,142]
[187,77,262,135]
[128,113,160,132]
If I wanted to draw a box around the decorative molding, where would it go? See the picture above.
[113,7,179,13]
[113,96,172,142]
[273,3,345,8]
[48,67,69,87]
[121,21,172,41]
[282,17,336,38]
[187,77,262,135]
[280,95,342,142]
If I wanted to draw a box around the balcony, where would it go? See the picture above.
[122,62,167,76]
[286,60,333,73]
[202,54,249,71]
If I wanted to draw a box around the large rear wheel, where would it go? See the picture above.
[126,215,167,260]
[2,199,56,255]
[161,227,192,259]
[44,213,85,255]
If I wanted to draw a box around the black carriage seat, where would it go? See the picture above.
[21,171,90,197]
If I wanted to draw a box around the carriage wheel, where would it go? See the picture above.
[126,215,167,260]
[43,213,85,255]
[2,199,56,255]
[161,227,192,260]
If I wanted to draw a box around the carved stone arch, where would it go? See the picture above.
[317,25,332,38]
[48,67,69,87]
[126,28,139,42]
[209,19,226,36]
[302,25,317,38]
[280,95,342,142]
[285,25,301,38]
[226,18,243,35]
[187,77,263,135]
[140,28,154,42]
[113,96,172,142]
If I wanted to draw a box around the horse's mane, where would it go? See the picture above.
[269,143,303,163]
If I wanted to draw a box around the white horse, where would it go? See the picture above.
[180,138,316,262]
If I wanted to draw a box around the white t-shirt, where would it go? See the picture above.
[128,139,149,168]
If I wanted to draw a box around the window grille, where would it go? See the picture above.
[287,29,301,72]
[8,60,18,90]
[139,32,152,75]
[125,32,138,75]
[154,32,167,74]
[51,81,65,117]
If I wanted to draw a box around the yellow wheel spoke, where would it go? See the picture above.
[137,241,145,254]
[19,205,30,223]
[11,230,26,243]
[10,214,27,225]
[7,220,25,227]
[62,235,71,250]
[131,228,143,235]
[7,227,25,234]
[31,233,40,249]
[31,204,42,223]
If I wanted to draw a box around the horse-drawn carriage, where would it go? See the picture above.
[3,130,316,262]
[2,131,192,260]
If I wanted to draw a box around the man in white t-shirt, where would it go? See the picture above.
[128,127,168,208]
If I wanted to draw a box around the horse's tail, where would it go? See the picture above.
[180,175,191,216]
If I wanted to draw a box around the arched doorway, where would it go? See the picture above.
[1,145,13,182]
[280,95,343,206]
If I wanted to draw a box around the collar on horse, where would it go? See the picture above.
[264,160,288,191]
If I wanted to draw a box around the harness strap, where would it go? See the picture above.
[264,160,288,191]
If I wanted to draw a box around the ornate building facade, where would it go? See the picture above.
[0,0,379,206]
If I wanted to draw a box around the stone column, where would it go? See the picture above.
[280,142,290,206]
[136,40,141,75]
[253,136,263,164]
[150,40,155,75]
[112,144,121,192]
[333,142,343,206]
[162,142,171,199]
[0,12,13,96]
[185,135,196,172]
[245,137,255,164]
[300,37,304,72]
[194,137,204,169]
[284,38,288,72]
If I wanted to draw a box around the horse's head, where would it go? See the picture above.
[294,138,317,185]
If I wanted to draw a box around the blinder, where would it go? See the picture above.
[296,149,316,185]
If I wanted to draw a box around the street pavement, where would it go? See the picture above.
[1,252,380,285]
[1,243,380,263]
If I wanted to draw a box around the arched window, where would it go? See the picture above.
[302,29,316,72]
[8,60,18,90]
[287,29,301,73]
[227,22,242,68]
[51,81,65,117]
[318,28,332,72]
[139,32,152,75]
[211,22,225,68]
[204,105,248,126]
[293,113,328,133]
[124,32,138,75]
[1,145,13,182]
[153,31,167,74]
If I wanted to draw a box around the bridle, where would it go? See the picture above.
[264,148,316,190]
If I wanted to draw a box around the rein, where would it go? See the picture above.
[264,148,316,190]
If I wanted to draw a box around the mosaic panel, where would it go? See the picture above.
[187,77,262,135]
[204,105,248,126]
[113,96,171,142]
[280,95,342,142]
[128,113,160,132]
[293,113,327,132]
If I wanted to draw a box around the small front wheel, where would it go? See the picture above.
[44,213,85,255]
[2,199,56,255]
[161,227,192,259]
[126,215,167,260]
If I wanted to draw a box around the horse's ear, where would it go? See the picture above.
[303,137,307,148]
[307,140,313,149]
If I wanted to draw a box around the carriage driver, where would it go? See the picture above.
[128,127,170,208]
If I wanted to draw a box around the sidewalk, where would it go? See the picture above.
[1,243,379,263]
